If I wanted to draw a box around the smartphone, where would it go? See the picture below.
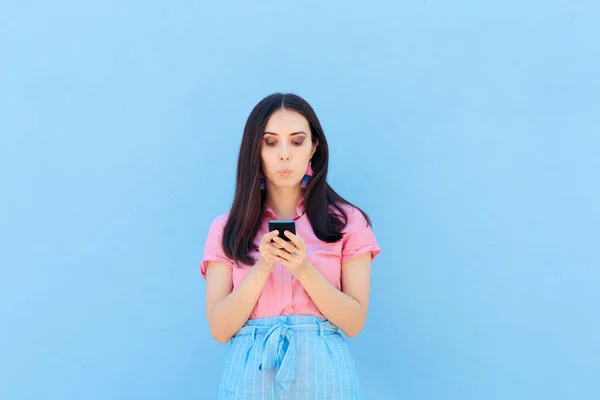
[268,220,296,241]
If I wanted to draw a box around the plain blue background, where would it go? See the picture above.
[1,1,599,399]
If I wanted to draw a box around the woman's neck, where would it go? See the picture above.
[265,186,304,220]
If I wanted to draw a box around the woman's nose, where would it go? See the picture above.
[279,145,290,161]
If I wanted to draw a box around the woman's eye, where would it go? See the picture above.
[264,138,304,147]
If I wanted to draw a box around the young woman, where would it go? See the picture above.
[200,93,381,399]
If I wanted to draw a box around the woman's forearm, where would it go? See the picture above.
[208,262,271,343]
[294,263,366,337]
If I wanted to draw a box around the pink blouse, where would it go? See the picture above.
[200,198,381,319]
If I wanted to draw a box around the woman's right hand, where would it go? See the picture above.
[257,230,282,272]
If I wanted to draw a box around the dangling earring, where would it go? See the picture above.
[259,170,265,190]
[301,160,313,188]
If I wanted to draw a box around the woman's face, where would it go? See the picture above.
[261,108,318,189]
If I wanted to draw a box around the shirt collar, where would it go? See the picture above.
[263,197,306,220]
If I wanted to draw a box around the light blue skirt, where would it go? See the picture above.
[217,315,363,400]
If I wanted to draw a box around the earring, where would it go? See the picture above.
[301,160,313,188]
[259,170,265,190]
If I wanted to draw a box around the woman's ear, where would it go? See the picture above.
[311,139,319,157]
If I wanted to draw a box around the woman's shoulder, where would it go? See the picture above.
[207,211,231,231]
[213,211,231,223]
[333,202,362,214]
[331,202,371,230]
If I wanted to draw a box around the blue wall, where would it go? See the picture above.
[1,1,598,399]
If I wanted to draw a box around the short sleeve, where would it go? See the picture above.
[199,214,234,279]
[341,207,381,264]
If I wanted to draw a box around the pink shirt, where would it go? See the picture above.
[200,199,381,319]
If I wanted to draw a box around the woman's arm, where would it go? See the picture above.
[294,251,372,337]
[205,260,272,343]
[204,229,283,343]
[270,233,373,337]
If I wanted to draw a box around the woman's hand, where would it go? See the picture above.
[271,231,311,276]
[257,230,283,272]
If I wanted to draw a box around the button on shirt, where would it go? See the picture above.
[200,199,381,319]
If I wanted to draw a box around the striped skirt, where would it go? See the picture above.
[217,315,363,400]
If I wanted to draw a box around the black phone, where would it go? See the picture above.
[268,220,296,241]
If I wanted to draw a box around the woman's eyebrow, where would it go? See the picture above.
[263,131,307,136]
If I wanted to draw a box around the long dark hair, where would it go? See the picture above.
[222,93,372,266]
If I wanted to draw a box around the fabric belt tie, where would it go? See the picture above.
[234,320,338,391]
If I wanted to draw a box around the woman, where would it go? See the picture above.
[200,93,381,399]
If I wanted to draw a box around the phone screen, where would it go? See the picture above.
[268,220,296,241]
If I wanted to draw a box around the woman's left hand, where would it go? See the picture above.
[271,231,310,276]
